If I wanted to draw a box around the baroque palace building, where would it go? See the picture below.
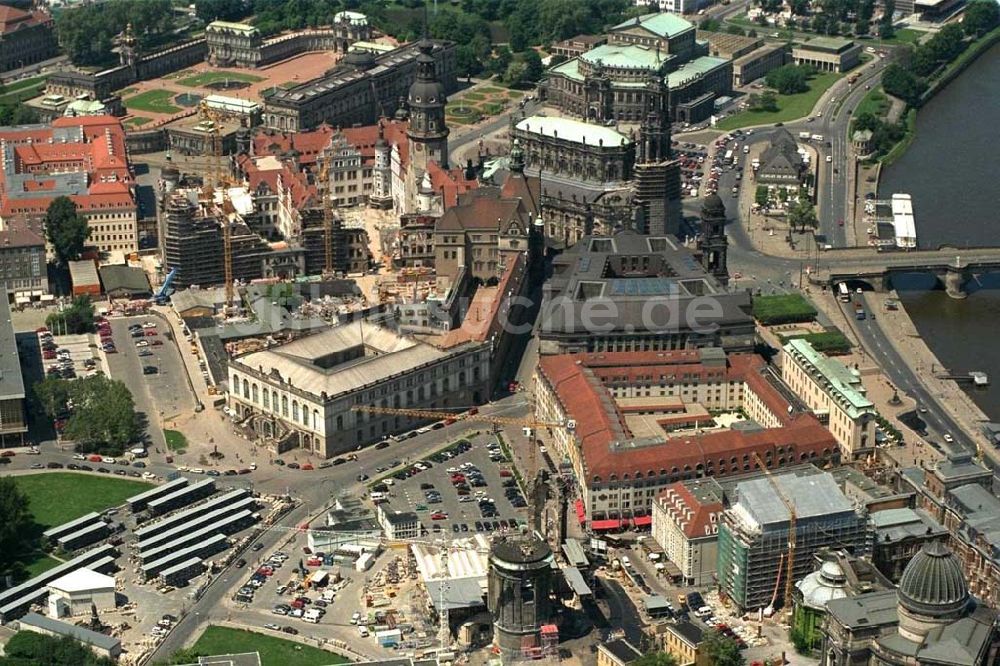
[544,12,732,125]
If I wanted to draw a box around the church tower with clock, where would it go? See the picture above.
[406,39,450,174]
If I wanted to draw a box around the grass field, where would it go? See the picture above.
[0,76,48,105]
[190,627,348,666]
[177,71,264,87]
[4,473,152,582]
[855,87,890,119]
[752,293,818,325]
[125,117,152,127]
[882,28,926,45]
[164,429,188,453]
[125,89,181,114]
[14,473,152,527]
[716,71,842,130]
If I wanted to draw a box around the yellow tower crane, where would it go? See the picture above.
[751,451,797,614]
[199,101,234,309]
[349,405,573,432]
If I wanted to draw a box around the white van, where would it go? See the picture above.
[357,625,369,637]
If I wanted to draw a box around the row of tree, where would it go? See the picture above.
[881,2,997,107]
[0,630,115,666]
[34,375,142,455]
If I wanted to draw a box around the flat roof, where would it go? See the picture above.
[516,116,630,148]
[562,566,593,596]
[0,544,116,611]
[18,612,120,650]
[733,470,855,530]
[141,533,228,575]
[0,295,25,401]
[667,56,730,88]
[42,512,102,540]
[562,540,589,568]
[139,512,250,563]
[142,478,217,516]
[424,578,485,611]
[126,477,189,508]
[796,36,857,53]
[160,556,203,578]
[56,521,108,546]
[890,193,916,241]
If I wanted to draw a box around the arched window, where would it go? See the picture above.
[263,390,269,409]
[313,410,320,429]
[242,379,249,397]
[251,384,258,403]
[271,390,278,411]
[281,395,288,416]
[232,374,239,391]
[292,401,299,422]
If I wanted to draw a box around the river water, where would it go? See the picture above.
[883,42,1000,420]
[880,41,1000,249]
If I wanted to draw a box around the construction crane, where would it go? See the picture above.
[317,157,334,276]
[199,101,235,309]
[349,405,574,432]
[752,451,797,614]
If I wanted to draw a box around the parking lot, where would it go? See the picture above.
[104,316,196,450]
[372,433,527,538]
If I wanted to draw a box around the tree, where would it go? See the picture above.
[1,631,115,666]
[44,197,90,265]
[790,0,810,15]
[0,477,31,572]
[881,63,927,105]
[701,630,746,666]
[726,25,746,35]
[879,0,896,38]
[963,0,999,36]
[55,0,174,67]
[46,297,95,336]
[699,17,722,31]
[521,49,544,83]
[39,376,142,455]
[633,653,679,666]
[766,64,810,94]
[759,90,779,111]
[549,53,568,67]
[788,199,819,233]
[755,185,771,207]
[503,60,528,87]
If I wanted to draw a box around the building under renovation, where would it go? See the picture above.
[160,189,368,289]
[716,468,869,612]
[488,533,557,660]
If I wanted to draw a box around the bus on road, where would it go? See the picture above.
[838,282,850,302]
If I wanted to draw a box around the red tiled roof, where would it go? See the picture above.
[341,120,410,166]
[426,160,478,209]
[0,6,50,34]
[537,351,837,482]
[655,482,723,539]
[501,171,540,214]
[0,116,134,219]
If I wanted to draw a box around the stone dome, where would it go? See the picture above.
[342,48,376,70]
[797,560,848,610]
[702,193,726,218]
[898,541,969,617]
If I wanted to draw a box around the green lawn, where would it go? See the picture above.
[716,71,842,130]
[125,116,152,127]
[881,28,926,45]
[164,429,188,453]
[5,473,152,582]
[14,472,152,527]
[125,89,181,114]
[855,87,890,119]
[189,627,348,666]
[781,330,852,353]
[3,76,47,93]
[752,293,818,325]
[177,71,264,87]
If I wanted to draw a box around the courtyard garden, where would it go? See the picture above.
[124,89,182,115]
[445,85,522,126]
[177,71,265,88]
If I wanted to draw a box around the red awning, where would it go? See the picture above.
[590,519,624,531]
[574,499,586,524]
[633,515,652,527]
